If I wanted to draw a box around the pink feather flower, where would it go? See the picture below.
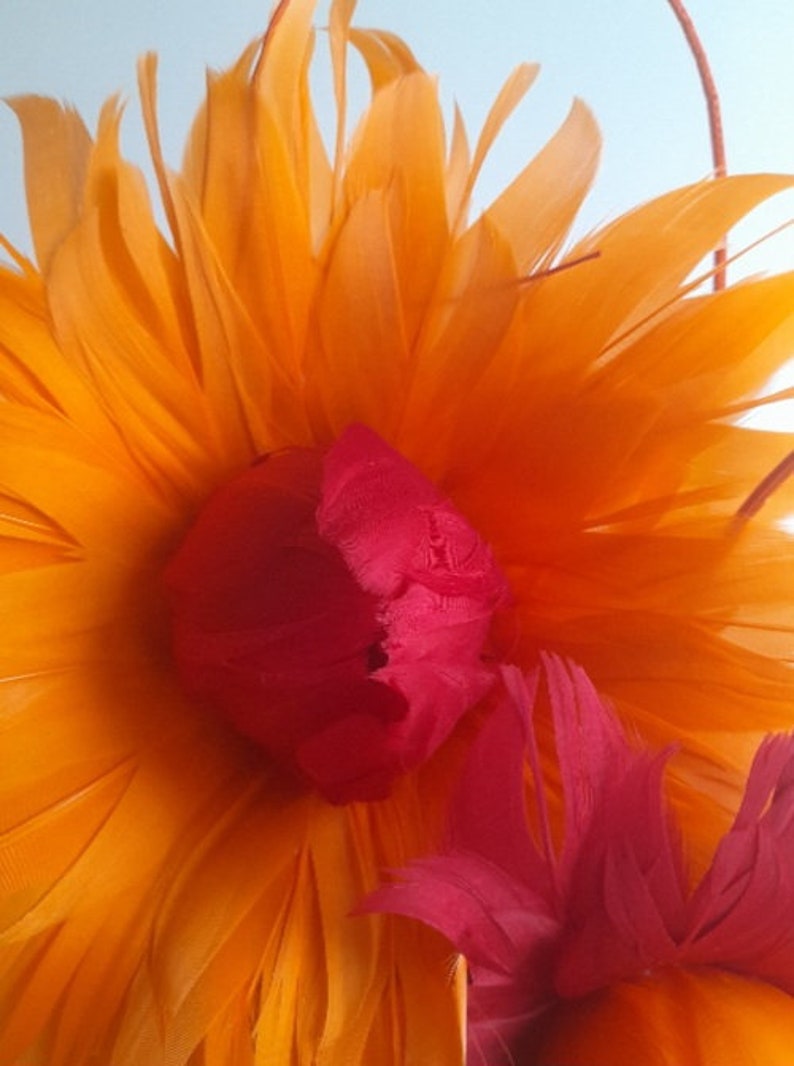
[366,655,794,1063]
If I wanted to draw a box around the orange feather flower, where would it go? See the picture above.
[1,0,793,1063]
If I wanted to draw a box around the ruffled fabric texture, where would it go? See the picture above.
[1,0,794,1062]
[165,424,509,803]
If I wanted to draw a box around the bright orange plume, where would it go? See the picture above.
[537,968,794,1065]
[1,0,793,1063]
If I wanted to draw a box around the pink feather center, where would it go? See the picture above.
[164,424,509,803]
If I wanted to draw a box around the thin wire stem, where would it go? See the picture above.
[665,0,727,290]
[736,450,794,523]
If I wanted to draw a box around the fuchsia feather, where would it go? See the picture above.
[365,655,794,1062]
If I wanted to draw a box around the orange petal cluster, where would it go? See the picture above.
[1,0,793,1063]
[536,969,794,1065]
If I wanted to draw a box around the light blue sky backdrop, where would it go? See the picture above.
[2,1,792,434]
[1,0,792,276]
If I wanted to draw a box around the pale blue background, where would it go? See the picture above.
[1,0,793,435]
[1,1,792,273]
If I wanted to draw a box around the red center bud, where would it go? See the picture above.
[165,425,509,803]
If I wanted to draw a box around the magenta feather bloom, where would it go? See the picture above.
[366,655,794,1063]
